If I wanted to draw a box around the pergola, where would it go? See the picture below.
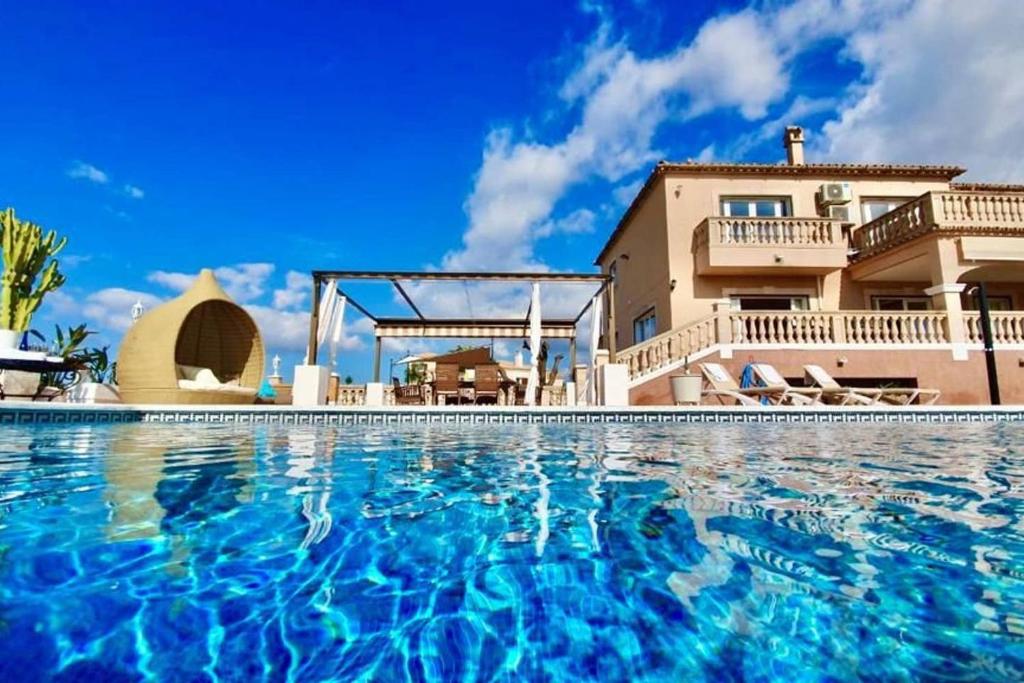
[305,270,615,385]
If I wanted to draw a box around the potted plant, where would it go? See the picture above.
[0,208,67,349]
[670,355,703,405]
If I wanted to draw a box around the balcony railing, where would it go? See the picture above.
[693,216,847,274]
[964,312,1024,345]
[618,315,718,378]
[695,216,843,248]
[852,190,1024,260]
[617,308,1024,381]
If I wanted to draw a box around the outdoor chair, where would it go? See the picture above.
[392,377,425,406]
[433,363,461,405]
[698,363,791,406]
[473,363,501,404]
[803,364,940,405]
[748,364,823,405]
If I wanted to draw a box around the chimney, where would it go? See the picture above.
[783,125,805,165]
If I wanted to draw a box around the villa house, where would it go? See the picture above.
[597,126,1024,405]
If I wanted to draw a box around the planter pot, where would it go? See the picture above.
[0,369,40,398]
[0,328,21,350]
[670,373,703,405]
[66,382,122,405]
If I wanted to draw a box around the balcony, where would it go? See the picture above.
[694,216,847,275]
[851,190,1024,262]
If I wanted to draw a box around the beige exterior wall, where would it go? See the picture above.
[600,176,672,349]
[629,348,1024,406]
[600,172,954,335]
[665,174,950,325]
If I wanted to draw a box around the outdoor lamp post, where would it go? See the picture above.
[130,300,145,323]
[968,283,1001,405]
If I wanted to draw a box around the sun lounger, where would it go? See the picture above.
[748,364,823,405]
[803,364,940,405]
[699,363,794,406]
[801,365,883,405]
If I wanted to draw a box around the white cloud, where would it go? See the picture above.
[46,288,164,335]
[272,270,308,310]
[148,263,276,303]
[444,7,791,273]
[62,254,93,268]
[146,270,194,293]
[536,208,596,238]
[124,184,145,199]
[818,0,1024,180]
[67,161,108,184]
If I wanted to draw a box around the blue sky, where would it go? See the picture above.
[2,0,1021,380]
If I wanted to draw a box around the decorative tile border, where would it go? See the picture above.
[2,404,1023,425]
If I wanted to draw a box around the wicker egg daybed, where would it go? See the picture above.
[118,269,265,405]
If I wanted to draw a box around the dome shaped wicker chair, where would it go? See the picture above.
[118,269,265,405]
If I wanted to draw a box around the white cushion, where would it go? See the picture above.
[177,379,254,395]
[193,368,222,387]
[703,363,730,382]
[177,364,221,386]
[753,364,785,385]
[177,364,203,381]
[804,365,838,389]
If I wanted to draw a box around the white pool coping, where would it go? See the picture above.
[2,402,1022,424]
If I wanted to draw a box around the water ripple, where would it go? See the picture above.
[0,421,1023,681]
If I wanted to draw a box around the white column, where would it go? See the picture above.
[924,283,967,360]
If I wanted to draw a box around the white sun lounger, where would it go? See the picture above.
[699,362,798,406]
[803,364,939,405]
[748,364,823,405]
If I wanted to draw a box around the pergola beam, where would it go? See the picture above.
[314,270,609,284]
[307,270,612,368]
[374,318,577,339]
[390,279,425,319]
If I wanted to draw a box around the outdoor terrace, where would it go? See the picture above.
[619,308,1024,381]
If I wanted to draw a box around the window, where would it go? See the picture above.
[860,198,913,223]
[731,295,809,311]
[721,197,790,218]
[966,293,1013,311]
[872,296,932,311]
[633,308,656,344]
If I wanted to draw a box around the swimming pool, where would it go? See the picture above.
[1,420,1022,681]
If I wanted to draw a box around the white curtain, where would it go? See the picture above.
[328,296,347,371]
[587,292,603,405]
[524,283,542,406]
[306,279,338,364]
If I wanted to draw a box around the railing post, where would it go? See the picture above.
[924,283,967,359]
[713,299,733,357]
[831,314,846,343]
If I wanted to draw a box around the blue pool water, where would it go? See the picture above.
[1,421,1023,681]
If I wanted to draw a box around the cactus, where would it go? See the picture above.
[0,207,67,331]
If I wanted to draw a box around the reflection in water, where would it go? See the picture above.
[0,421,1022,681]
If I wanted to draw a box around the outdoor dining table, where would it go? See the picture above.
[0,351,82,401]
[430,378,521,405]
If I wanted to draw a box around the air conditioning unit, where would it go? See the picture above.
[818,182,852,206]
[827,205,853,222]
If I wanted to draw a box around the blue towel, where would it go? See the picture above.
[739,363,769,405]
[257,379,277,399]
